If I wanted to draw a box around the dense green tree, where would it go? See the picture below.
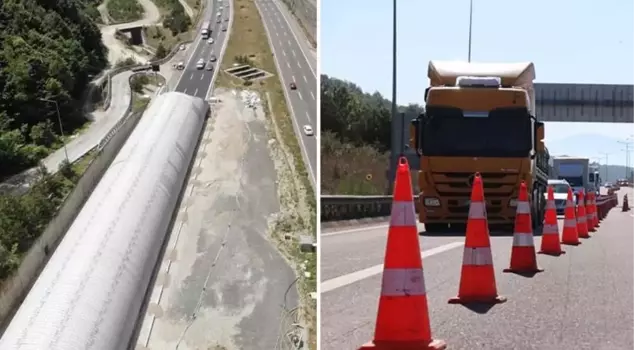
[0,0,107,179]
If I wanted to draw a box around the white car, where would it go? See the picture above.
[545,179,572,214]
[303,125,313,136]
[207,38,214,44]
[176,61,185,70]
[196,59,205,69]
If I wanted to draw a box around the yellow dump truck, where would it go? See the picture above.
[409,61,550,232]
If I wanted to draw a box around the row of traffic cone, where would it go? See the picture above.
[359,159,615,350]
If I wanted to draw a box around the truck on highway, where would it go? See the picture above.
[201,20,211,39]
[552,156,599,194]
[410,61,549,233]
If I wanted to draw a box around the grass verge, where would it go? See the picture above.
[106,0,144,22]
[130,73,167,112]
[216,0,316,348]
[143,25,194,53]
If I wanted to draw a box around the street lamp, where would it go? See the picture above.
[388,0,398,194]
[39,98,69,164]
[467,0,474,62]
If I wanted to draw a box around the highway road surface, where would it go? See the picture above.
[320,188,634,350]
[257,0,318,186]
[174,0,231,99]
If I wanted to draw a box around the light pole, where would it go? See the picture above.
[467,0,474,62]
[388,0,398,194]
[598,152,610,182]
[618,137,633,179]
[39,98,69,164]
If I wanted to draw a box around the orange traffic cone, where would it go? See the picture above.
[588,192,599,231]
[448,173,506,305]
[504,181,543,274]
[590,192,599,228]
[576,191,590,238]
[561,188,581,246]
[585,192,595,232]
[623,194,630,212]
[359,157,446,350]
[538,186,565,256]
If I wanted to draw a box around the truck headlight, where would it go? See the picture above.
[423,197,440,207]
[509,199,518,207]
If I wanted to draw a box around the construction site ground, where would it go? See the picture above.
[320,188,634,350]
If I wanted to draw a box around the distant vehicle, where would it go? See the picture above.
[219,5,223,10]
[196,59,205,69]
[217,11,221,17]
[289,82,297,90]
[179,44,186,51]
[216,18,221,23]
[303,125,313,136]
[209,55,217,62]
[201,20,211,39]
[206,64,214,71]
[207,38,214,44]
[546,179,572,215]
[222,26,227,31]
[225,17,229,22]
[177,61,185,70]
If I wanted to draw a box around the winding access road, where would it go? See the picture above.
[256,0,317,187]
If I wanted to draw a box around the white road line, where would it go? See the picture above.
[190,73,194,80]
[282,50,286,56]
[297,61,302,69]
[292,75,295,82]
[184,88,188,94]
[200,74,204,80]
[305,111,311,122]
[286,61,291,68]
[287,40,291,45]
[291,49,297,57]
[302,75,307,83]
[297,91,303,100]
[310,91,315,100]
[194,88,199,96]
[269,0,315,76]
[320,242,465,294]
[275,31,279,37]
[322,224,389,237]
[284,31,287,36]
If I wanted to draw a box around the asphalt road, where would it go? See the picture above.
[320,188,634,350]
[135,90,298,350]
[256,0,317,186]
[173,0,231,99]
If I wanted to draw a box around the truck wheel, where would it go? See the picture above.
[424,223,448,234]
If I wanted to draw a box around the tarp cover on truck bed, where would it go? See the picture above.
[428,61,535,88]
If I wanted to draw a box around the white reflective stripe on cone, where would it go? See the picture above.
[516,201,531,214]
[513,233,535,247]
[577,216,586,223]
[564,219,577,227]
[566,200,575,207]
[390,201,417,227]
[546,201,556,210]
[462,246,493,266]
[380,268,426,297]
[468,201,486,219]
[542,223,558,234]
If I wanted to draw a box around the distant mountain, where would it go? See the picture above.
[548,133,632,165]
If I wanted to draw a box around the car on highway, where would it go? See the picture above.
[179,44,186,51]
[206,64,214,71]
[546,179,572,215]
[209,54,217,62]
[303,125,313,136]
[196,59,205,69]
[207,38,214,44]
[216,18,221,23]
[225,17,229,22]
[222,26,227,31]
[290,82,297,90]
[176,61,185,70]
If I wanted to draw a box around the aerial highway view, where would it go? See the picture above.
[0,0,316,349]
[319,0,633,349]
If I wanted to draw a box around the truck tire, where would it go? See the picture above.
[423,223,448,234]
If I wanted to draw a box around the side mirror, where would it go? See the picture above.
[535,121,545,152]
[411,114,425,156]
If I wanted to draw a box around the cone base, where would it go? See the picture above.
[538,250,566,256]
[503,267,544,274]
[359,339,447,350]
[578,234,591,239]
[561,240,581,246]
[448,295,506,305]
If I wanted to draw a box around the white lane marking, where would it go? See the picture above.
[297,91,303,100]
[297,61,302,69]
[190,73,194,80]
[184,88,188,94]
[284,31,287,36]
[310,91,315,100]
[282,50,286,56]
[200,74,204,80]
[305,111,311,122]
[269,0,315,76]
[194,88,199,96]
[302,75,307,83]
[275,31,279,37]
[320,242,465,294]
[286,61,291,68]
[291,49,297,57]
[322,224,389,237]
[287,39,291,45]
[292,75,295,83]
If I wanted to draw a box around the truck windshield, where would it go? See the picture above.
[559,176,583,187]
[420,106,532,157]
[552,183,570,194]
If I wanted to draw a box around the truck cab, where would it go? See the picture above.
[410,61,548,232]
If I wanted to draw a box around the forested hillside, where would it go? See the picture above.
[321,75,423,195]
[0,0,108,179]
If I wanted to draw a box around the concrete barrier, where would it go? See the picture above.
[0,75,150,327]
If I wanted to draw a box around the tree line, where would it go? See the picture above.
[320,75,424,194]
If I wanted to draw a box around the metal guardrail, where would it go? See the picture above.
[321,193,619,222]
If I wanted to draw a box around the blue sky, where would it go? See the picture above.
[320,0,634,165]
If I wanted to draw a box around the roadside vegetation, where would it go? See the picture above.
[0,0,108,181]
[0,154,95,282]
[106,0,145,22]
[216,0,316,347]
[130,73,167,112]
[143,0,195,53]
[321,75,424,195]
